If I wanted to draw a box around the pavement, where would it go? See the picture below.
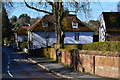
[17,51,118,80]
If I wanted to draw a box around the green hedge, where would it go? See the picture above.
[61,41,120,52]
[82,41,120,52]
[63,44,82,49]
[53,41,120,52]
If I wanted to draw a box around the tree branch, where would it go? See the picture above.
[68,2,90,13]
[45,0,53,6]
[24,0,53,15]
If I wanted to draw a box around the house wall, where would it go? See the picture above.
[99,14,106,42]
[107,33,120,41]
[31,31,93,49]
[17,35,28,42]
[31,32,56,49]
[99,13,120,42]
[64,32,93,44]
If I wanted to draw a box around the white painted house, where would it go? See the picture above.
[15,26,31,49]
[99,12,120,42]
[28,15,93,49]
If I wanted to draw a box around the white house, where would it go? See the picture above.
[28,15,94,49]
[15,26,31,49]
[99,12,120,42]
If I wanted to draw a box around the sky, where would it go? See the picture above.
[7,1,119,22]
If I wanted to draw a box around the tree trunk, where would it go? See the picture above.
[53,1,64,48]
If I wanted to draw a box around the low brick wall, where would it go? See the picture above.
[41,48,57,60]
[77,54,95,74]
[95,56,120,78]
[61,51,72,66]
[60,50,120,78]
[41,48,120,78]
[48,48,57,60]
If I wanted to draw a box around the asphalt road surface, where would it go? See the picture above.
[2,47,65,80]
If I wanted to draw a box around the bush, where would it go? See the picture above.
[63,44,82,49]
[82,41,120,52]
[20,38,28,49]
[4,37,10,46]
[52,44,63,49]
[20,42,28,49]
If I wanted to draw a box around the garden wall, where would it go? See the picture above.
[40,48,57,60]
[95,55,120,78]
[43,49,120,78]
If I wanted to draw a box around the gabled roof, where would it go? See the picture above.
[17,26,32,35]
[102,12,120,32]
[30,14,93,32]
[20,26,32,29]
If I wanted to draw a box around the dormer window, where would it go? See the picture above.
[42,21,48,27]
[72,22,78,28]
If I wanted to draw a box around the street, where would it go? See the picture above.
[2,47,63,80]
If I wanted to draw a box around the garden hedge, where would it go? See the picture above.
[63,44,82,49]
[53,41,120,52]
[82,41,120,52]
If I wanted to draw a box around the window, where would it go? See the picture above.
[72,22,78,28]
[42,21,48,27]
[75,33,79,40]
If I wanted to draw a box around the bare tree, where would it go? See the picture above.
[2,2,15,15]
[24,0,91,48]
[117,1,120,12]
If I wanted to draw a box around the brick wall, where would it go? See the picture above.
[61,51,72,66]
[42,48,120,78]
[95,56,120,78]
[77,54,95,74]
[60,50,120,78]
[49,48,56,60]
[41,48,57,60]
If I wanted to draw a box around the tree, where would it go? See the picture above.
[2,6,14,45]
[88,20,100,35]
[17,14,31,26]
[117,1,120,12]
[10,16,17,24]
[24,0,91,48]
[2,2,15,15]
[30,18,39,25]
[2,6,13,39]
[2,2,16,45]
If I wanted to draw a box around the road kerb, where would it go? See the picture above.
[27,58,74,79]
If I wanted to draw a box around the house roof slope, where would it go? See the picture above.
[17,26,32,35]
[102,12,120,32]
[30,14,93,32]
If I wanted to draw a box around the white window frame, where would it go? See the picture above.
[42,21,48,27]
[72,22,78,28]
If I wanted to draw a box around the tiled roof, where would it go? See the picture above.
[102,12,120,32]
[30,14,93,32]
[20,26,32,29]
[17,26,32,35]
